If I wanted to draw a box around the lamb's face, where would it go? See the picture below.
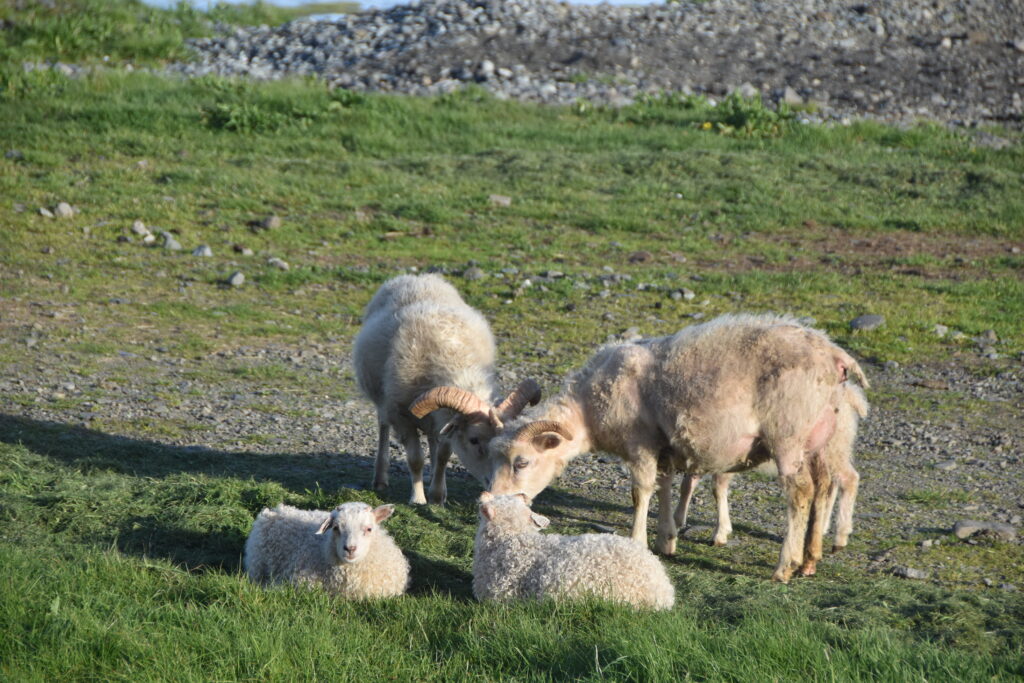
[478,492,550,534]
[318,503,395,564]
[442,415,499,483]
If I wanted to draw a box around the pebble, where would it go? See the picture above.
[934,460,958,471]
[488,194,512,208]
[54,202,75,218]
[893,566,929,580]
[233,244,255,256]
[192,244,213,257]
[952,519,1017,542]
[227,271,245,287]
[130,220,150,236]
[162,233,182,251]
[463,266,486,281]
[260,215,282,230]
[267,257,290,271]
[850,314,885,331]
[38,207,54,218]
[933,324,949,337]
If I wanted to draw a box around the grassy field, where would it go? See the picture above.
[2,1,1024,680]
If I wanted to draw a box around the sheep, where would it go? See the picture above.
[352,274,540,504]
[674,382,868,561]
[243,502,409,599]
[473,492,675,610]
[437,313,868,583]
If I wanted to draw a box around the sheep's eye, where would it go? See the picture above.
[469,437,480,446]
[513,457,529,471]
[364,527,372,534]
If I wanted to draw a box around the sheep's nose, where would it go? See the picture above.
[344,545,357,554]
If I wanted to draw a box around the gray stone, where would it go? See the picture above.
[162,233,182,251]
[893,566,929,580]
[227,271,245,287]
[192,244,213,257]
[38,207,54,218]
[130,220,150,236]
[850,314,885,331]
[463,266,486,281]
[935,460,958,471]
[488,194,512,207]
[782,86,803,105]
[267,257,289,271]
[933,324,949,337]
[55,202,75,218]
[260,215,282,230]
[953,519,1017,542]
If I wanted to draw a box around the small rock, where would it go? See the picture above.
[680,287,696,301]
[628,250,652,264]
[54,202,75,218]
[463,266,486,281]
[192,244,213,257]
[5,149,24,160]
[934,460,958,471]
[39,207,54,218]
[850,314,885,331]
[233,244,254,256]
[488,194,512,207]
[893,566,929,580]
[953,520,1017,542]
[782,86,803,105]
[267,257,289,271]
[130,220,150,236]
[920,539,934,548]
[142,234,156,245]
[162,233,182,251]
[1012,39,1024,53]
[227,271,245,287]
[260,215,282,230]
[883,360,900,371]
[1001,583,1019,591]
[939,36,953,49]
[933,324,949,337]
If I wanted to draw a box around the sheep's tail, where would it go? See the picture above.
[833,347,869,390]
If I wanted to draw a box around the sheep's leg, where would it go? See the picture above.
[673,474,700,531]
[372,420,391,493]
[403,434,428,505]
[426,433,451,505]
[712,472,735,547]
[830,463,860,553]
[772,448,814,583]
[628,454,659,550]
[655,463,677,556]
[799,454,832,577]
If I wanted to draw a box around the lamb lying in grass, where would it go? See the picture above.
[244,502,409,599]
[472,492,675,610]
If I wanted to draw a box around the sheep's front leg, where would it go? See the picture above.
[712,473,735,547]
[403,433,428,505]
[426,433,451,505]
[673,474,700,531]
[655,463,677,555]
[627,450,659,550]
[772,448,813,583]
[799,453,832,577]
[372,420,391,493]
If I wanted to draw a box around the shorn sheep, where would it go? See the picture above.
[244,502,409,598]
[421,313,868,582]
[353,274,540,504]
[675,381,868,555]
[473,492,675,610]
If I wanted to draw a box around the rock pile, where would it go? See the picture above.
[169,0,1024,128]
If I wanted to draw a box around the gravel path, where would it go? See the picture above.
[164,0,1024,129]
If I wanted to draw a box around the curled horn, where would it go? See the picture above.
[513,420,574,443]
[495,378,542,420]
[410,386,490,419]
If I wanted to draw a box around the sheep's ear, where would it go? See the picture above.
[478,491,494,503]
[530,513,550,529]
[315,516,333,535]
[532,432,563,452]
[439,417,460,436]
[480,502,496,521]
[373,504,395,523]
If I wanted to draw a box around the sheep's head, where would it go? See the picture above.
[485,420,576,500]
[477,491,550,533]
[409,379,542,482]
[316,502,394,564]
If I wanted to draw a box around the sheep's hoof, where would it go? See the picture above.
[830,543,846,554]
[408,493,428,505]
[771,568,793,584]
[372,480,389,493]
[712,536,729,547]
[798,561,817,577]
[656,536,677,556]
[427,492,447,505]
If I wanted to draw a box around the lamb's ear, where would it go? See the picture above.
[480,502,496,521]
[373,504,395,523]
[514,492,533,506]
[478,491,494,503]
[530,513,550,529]
[315,516,334,535]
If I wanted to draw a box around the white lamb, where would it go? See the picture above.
[473,492,675,610]
[353,274,539,504]
[244,502,409,598]
[435,313,869,583]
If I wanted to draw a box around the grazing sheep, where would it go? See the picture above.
[244,502,409,598]
[675,382,868,561]
[475,313,868,582]
[353,274,540,504]
[473,493,675,610]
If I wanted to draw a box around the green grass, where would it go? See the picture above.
[1,440,1022,680]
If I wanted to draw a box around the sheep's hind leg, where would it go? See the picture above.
[831,463,860,553]
[372,420,391,493]
[673,474,700,532]
[426,434,451,505]
[712,473,735,547]
[772,448,814,583]
[403,433,428,505]
[655,463,677,555]
[799,453,832,577]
